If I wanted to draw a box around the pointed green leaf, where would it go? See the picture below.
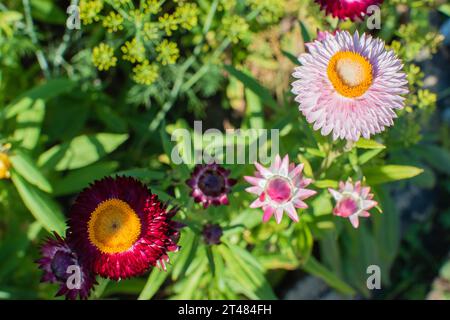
[3,78,76,119]
[31,0,66,24]
[38,133,128,171]
[52,161,119,196]
[11,170,65,234]
[299,20,311,43]
[302,256,355,296]
[10,150,52,193]
[14,99,45,150]
[364,165,423,185]
[356,139,386,149]
[224,65,278,110]
[281,50,299,65]
[138,267,171,300]
[415,145,450,175]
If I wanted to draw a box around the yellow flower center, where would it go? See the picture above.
[327,51,373,98]
[0,153,11,179]
[88,198,141,254]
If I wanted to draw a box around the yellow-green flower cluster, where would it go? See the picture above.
[80,0,103,25]
[121,38,146,63]
[156,40,179,65]
[86,1,199,85]
[102,11,124,33]
[221,15,249,44]
[218,0,237,11]
[92,43,117,71]
[249,0,285,24]
[158,13,179,36]
[174,3,199,30]
[132,60,159,85]
[143,0,162,15]
[143,22,160,41]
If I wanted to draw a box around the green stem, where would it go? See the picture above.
[134,0,221,153]
[22,0,50,78]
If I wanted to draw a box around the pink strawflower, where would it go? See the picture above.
[292,30,408,141]
[315,0,384,21]
[328,179,378,228]
[244,155,317,224]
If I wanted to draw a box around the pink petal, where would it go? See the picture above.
[285,204,299,222]
[254,162,273,178]
[244,176,265,187]
[349,215,360,228]
[274,208,284,224]
[263,206,275,223]
[250,198,264,208]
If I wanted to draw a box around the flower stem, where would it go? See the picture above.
[22,0,51,78]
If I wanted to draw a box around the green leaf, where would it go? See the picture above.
[31,0,66,24]
[364,165,423,185]
[11,170,66,234]
[91,279,110,299]
[302,256,355,296]
[298,154,313,178]
[38,133,128,171]
[160,124,190,176]
[359,148,384,165]
[219,243,277,300]
[3,78,76,119]
[439,4,450,16]
[52,161,119,196]
[372,186,400,284]
[13,99,45,150]
[245,88,264,129]
[281,50,299,65]
[296,222,313,263]
[173,255,208,299]
[355,138,386,149]
[313,179,338,189]
[10,150,52,193]
[224,65,278,110]
[172,229,199,281]
[138,267,171,300]
[95,105,128,133]
[299,20,311,43]
[415,145,450,175]
[306,148,325,157]
[319,231,343,280]
[115,168,165,180]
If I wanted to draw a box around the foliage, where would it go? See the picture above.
[0,0,448,300]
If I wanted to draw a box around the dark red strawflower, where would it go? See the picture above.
[315,0,384,21]
[186,163,237,208]
[67,176,182,280]
[36,233,96,300]
[202,224,223,245]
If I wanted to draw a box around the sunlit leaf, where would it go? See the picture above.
[11,170,65,234]
[10,150,52,193]
[364,165,423,185]
[38,133,128,171]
